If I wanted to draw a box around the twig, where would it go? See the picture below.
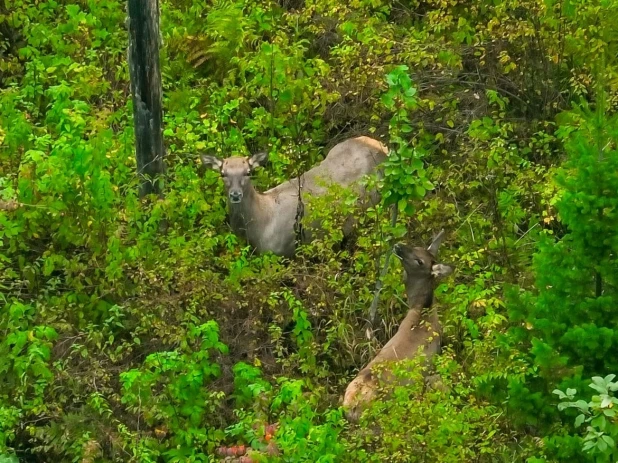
[367,204,399,336]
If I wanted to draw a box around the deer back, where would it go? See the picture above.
[267,136,387,197]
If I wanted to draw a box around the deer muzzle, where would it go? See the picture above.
[229,191,243,203]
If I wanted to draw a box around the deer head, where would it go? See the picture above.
[201,151,269,204]
[393,229,453,282]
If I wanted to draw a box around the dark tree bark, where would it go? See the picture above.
[127,0,165,197]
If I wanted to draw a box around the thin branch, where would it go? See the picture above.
[367,204,399,333]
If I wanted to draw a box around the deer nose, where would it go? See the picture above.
[229,191,243,203]
[393,243,403,256]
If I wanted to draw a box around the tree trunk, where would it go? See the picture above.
[127,0,165,197]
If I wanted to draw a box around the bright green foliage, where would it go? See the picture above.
[119,320,228,459]
[381,65,433,216]
[554,374,618,461]
[344,352,540,462]
[506,99,618,458]
[232,362,272,408]
[0,302,57,450]
[2,0,618,461]
[228,376,346,462]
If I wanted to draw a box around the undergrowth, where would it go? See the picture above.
[2,0,618,461]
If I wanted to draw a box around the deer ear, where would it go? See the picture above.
[248,151,268,170]
[427,229,446,258]
[200,154,223,171]
[431,263,453,279]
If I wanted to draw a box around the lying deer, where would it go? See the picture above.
[343,230,453,422]
[200,136,388,257]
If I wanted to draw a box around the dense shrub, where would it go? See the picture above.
[1,0,618,461]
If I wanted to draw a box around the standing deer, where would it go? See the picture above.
[343,230,453,422]
[200,136,388,257]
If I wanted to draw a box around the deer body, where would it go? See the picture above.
[343,231,453,422]
[201,136,388,257]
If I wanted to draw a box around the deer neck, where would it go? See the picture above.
[401,276,435,328]
[228,183,269,237]
[405,276,434,308]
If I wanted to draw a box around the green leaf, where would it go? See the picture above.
[410,158,423,170]
[404,87,417,98]
[583,441,595,451]
[381,92,395,109]
[575,400,589,412]
[602,435,615,448]
[591,414,607,431]
[601,396,613,407]
[66,4,80,17]
[592,376,607,389]
[574,413,585,428]
[423,179,434,190]
[279,89,293,103]
[590,383,607,394]
[597,438,608,453]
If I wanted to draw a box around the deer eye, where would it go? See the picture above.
[415,258,424,266]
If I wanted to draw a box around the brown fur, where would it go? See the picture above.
[343,232,453,422]
[201,136,388,257]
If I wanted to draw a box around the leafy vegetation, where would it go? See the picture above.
[1,0,618,461]
[555,374,618,460]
